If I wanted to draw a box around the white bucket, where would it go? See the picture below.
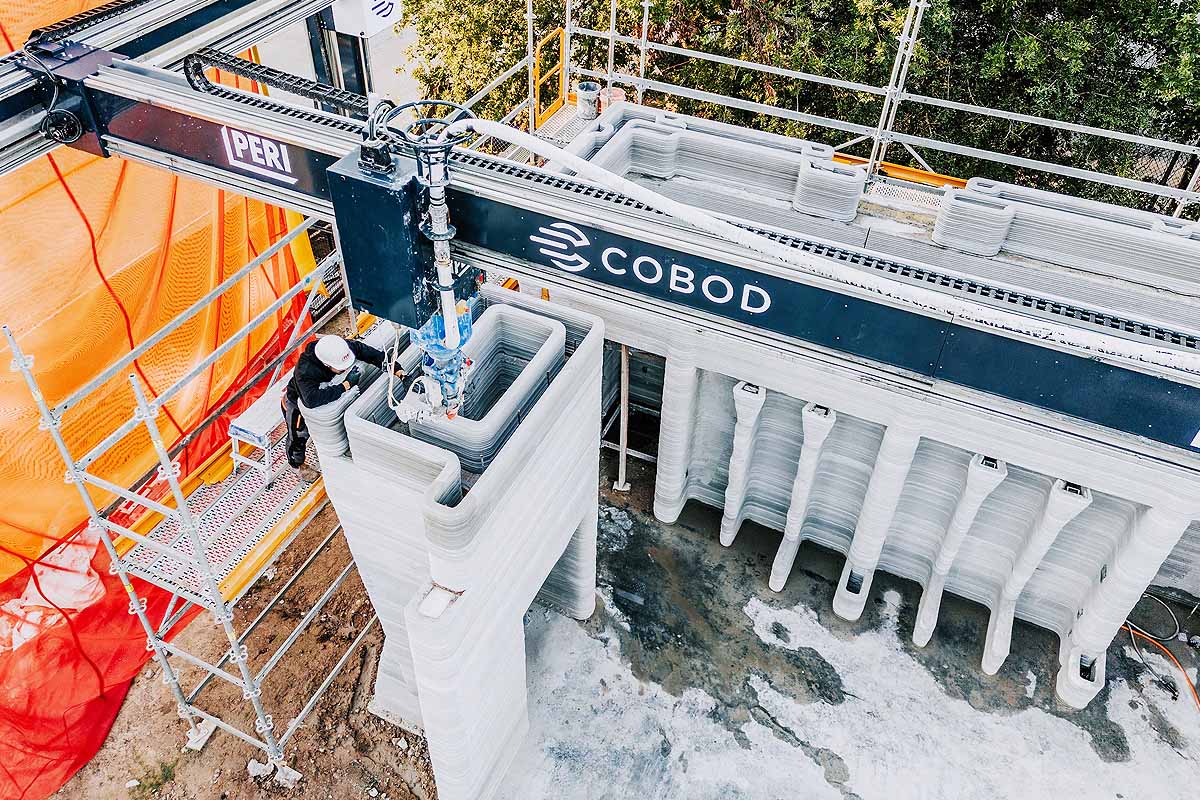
[576,81,601,120]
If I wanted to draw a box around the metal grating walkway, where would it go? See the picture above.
[122,424,318,608]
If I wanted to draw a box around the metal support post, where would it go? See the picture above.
[606,0,618,93]
[158,598,195,637]
[127,375,286,764]
[613,344,631,492]
[189,519,339,702]
[0,326,203,741]
[278,615,379,746]
[55,219,315,417]
[526,0,537,134]
[331,223,357,333]
[255,560,356,682]
[901,141,934,172]
[636,0,651,103]
[866,0,928,179]
[563,0,574,96]
[1174,160,1200,218]
[267,271,324,388]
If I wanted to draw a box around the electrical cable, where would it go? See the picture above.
[1122,592,1197,710]
[1127,591,1181,642]
[1122,624,1200,711]
[20,46,83,143]
[1128,625,1176,700]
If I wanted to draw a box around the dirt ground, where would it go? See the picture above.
[57,451,1200,800]
[57,502,437,800]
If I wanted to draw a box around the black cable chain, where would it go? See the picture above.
[26,0,158,47]
[184,47,369,118]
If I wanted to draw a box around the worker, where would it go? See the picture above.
[282,334,398,473]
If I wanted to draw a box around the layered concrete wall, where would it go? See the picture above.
[491,268,1200,709]
[313,288,603,798]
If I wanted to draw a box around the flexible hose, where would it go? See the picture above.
[445,118,1200,378]
[1123,625,1200,711]
[1128,592,1181,642]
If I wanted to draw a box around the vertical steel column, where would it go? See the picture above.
[866,0,928,179]
[526,0,537,133]
[636,0,651,103]
[613,344,631,492]
[1,326,203,741]
[563,0,574,97]
[606,0,618,93]
[356,36,374,95]
[127,375,286,764]
[305,9,338,113]
[330,224,357,332]
[1173,160,1200,218]
[267,277,324,388]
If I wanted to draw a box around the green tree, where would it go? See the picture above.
[401,0,1200,209]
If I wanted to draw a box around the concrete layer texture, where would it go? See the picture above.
[573,104,865,223]
[652,351,1192,707]
[313,288,604,800]
[475,113,1200,708]
[948,177,1200,294]
[310,103,1198,792]
[484,261,1200,714]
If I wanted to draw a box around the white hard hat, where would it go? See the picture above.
[314,335,355,372]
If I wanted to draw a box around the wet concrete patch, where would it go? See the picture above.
[590,496,853,792]
[593,501,846,718]
[590,476,1188,775]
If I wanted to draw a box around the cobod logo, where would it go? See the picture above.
[528,222,771,314]
[220,126,297,185]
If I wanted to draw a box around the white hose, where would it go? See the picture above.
[427,159,461,351]
[446,117,1200,379]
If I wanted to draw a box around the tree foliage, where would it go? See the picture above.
[400,0,1200,207]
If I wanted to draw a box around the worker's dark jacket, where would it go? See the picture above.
[285,339,386,408]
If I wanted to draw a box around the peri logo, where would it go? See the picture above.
[529,222,591,272]
[220,126,298,185]
[371,0,396,16]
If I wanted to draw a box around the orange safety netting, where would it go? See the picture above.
[0,5,319,798]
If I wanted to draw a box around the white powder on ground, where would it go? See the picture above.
[744,595,1199,800]
[497,591,1198,799]
[498,611,840,800]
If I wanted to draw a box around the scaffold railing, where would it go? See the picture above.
[459,0,1200,217]
[2,227,375,784]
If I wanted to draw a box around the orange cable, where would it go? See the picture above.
[1123,625,1200,710]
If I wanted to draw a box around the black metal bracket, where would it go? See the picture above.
[15,40,126,155]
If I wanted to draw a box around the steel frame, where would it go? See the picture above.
[2,237,374,779]
[0,0,339,176]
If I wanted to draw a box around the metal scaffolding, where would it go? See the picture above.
[461,0,1200,216]
[3,225,374,784]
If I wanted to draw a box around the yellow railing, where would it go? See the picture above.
[833,153,967,189]
[533,27,566,128]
